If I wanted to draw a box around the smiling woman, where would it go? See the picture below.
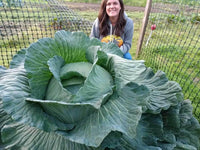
[106,0,121,20]
[90,0,134,60]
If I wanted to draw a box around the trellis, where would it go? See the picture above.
[0,0,200,121]
[137,0,200,119]
[0,0,92,67]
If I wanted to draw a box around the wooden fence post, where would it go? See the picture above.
[135,0,152,58]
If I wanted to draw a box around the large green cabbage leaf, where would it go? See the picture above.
[0,31,199,150]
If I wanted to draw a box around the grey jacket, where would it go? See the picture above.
[90,14,134,54]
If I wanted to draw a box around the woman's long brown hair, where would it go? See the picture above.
[98,0,126,37]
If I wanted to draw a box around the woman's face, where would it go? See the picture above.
[106,0,121,18]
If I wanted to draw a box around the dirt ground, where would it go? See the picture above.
[65,2,145,12]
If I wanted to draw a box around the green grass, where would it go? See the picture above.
[157,0,200,6]
[64,0,147,7]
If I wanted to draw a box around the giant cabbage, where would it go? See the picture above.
[0,30,200,150]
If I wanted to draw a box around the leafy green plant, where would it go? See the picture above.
[0,31,200,149]
[191,14,200,24]
[149,16,157,24]
[167,14,177,23]
[6,0,23,7]
[166,14,186,24]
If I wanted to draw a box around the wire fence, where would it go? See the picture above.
[139,0,200,120]
[0,0,92,67]
[0,0,200,121]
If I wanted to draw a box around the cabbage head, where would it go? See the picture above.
[0,31,200,150]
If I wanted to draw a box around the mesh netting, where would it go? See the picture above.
[139,0,200,119]
[0,0,92,67]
